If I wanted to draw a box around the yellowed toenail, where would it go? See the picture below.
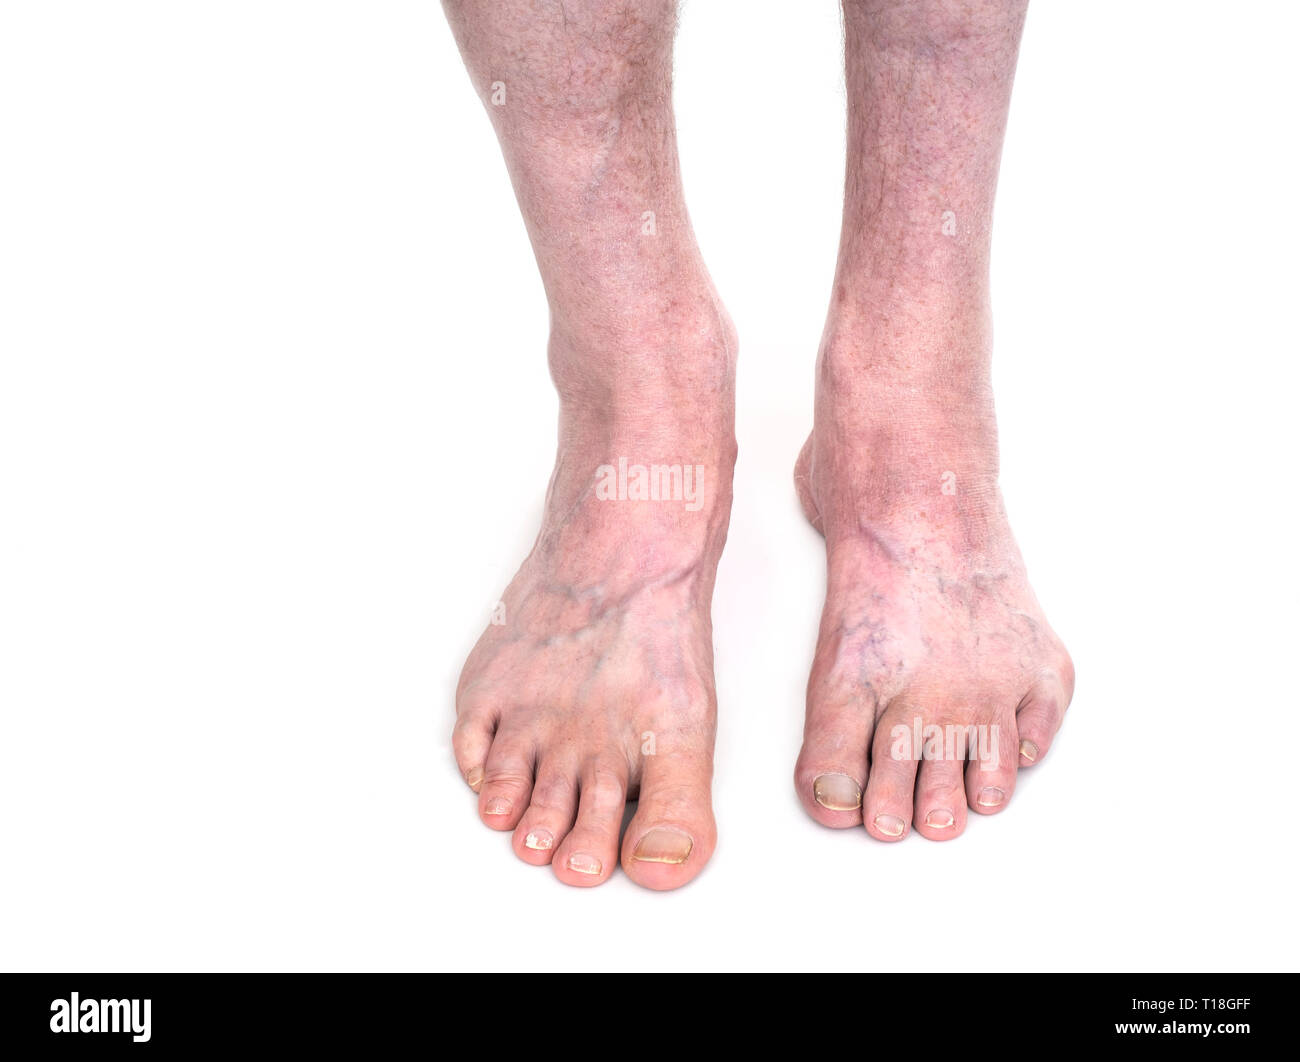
[484,797,511,816]
[978,786,1005,807]
[632,828,693,864]
[466,766,484,792]
[925,809,955,829]
[524,829,553,851]
[568,853,601,875]
[874,814,906,837]
[814,773,862,811]
[1019,740,1038,763]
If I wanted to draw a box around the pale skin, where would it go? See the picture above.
[445,0,1073,888]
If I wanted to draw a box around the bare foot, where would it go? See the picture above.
[455,312,736,888]
[793,334,1074,841]
[790,0,1069,840]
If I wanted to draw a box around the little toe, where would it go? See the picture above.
[453,711,495,793]
[1015,671,1071,766]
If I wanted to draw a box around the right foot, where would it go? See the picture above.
[454,309,736,890]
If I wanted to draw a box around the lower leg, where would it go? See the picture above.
[802,0,1025,523]
[443,0,734,889]
[796,0,1073,839]
[443,0,733,429]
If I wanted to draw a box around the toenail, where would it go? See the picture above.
[631,828,693,864]
[873,814,906,837]
[1019,739,1038,763]
[813,773,862,811]
[978,786,1005,807]
[524,829,553,851]
[567,853,601,875]
[925,809,955,829]
[484,797,511,816]
[466,766,484,792]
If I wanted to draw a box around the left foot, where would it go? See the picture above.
[793,327,1074,841]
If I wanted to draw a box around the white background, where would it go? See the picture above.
[2,1,1297,972]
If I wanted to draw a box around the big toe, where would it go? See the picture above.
[794,695,872,829]
[621,750,716,891]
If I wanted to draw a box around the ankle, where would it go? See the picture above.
[551,295,738,438]
[817,322,997,444]
[810,330,1004,535]
[821,282,992,379]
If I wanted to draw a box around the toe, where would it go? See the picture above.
[795,697,872,828]
[452,711,494,793]
[863,705,919,841]
[913,755,968,841]
[622,748,715,891]
[965,712,1018,815]
[1014,671,1071,766]
[477,729,535,831]
[511,760,578,866]
[551,756,628,888]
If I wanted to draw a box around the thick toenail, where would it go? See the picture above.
[632,828,693,864]
[524,829,553,850]
[978,787,1005,807]
[925,809,955,828]
[466,766,484,792]
[873,814,906,837]
[1019,740,1038,762]
[484,797,511,816]
[813,773,862,811]
[567,853,601,875]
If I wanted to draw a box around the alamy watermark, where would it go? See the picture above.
[50,993,150,1042]
[595,457,705,511]
[890,717,1001,771]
